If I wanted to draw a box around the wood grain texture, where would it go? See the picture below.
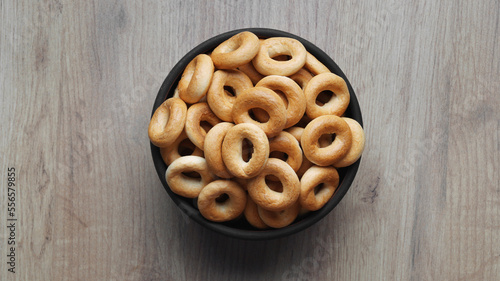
[1,0,499,280]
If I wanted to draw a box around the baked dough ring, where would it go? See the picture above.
[204,122,234,179]
[165,156,216,198]
[211,31,260,69]
[257,201,300,228]
[268,131,303,172]
[185,102,221,150]
[237,62,265,85]
[160,130,203,165]
[178,54,214,104]
[247,158,300,211]
[232,87,287,137]
[207,69,253,122]
[255,75,306,128]
[285,126,304,143]
[304,52,331,75]
[244,196,268,229]
[300,166,339,211]
[222,123,269,179]
[333,117,365,167]
[289,68,313,90]
[304,72,350,118]
[148,97,187,147]
[301,115,352,166]
[197,180,247,222]
[252,37,307,76]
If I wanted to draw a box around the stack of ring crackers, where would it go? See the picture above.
[148,31,365,229]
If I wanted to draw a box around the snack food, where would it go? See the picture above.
[197,180,247,222]
[149,31,364,229]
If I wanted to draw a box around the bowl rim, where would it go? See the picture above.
[150,27,363,240]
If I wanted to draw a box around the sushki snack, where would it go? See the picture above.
[148,31,365,228]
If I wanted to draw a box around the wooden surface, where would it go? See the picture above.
[1,0,499,280]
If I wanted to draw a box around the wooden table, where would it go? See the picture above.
[1,0,499,280]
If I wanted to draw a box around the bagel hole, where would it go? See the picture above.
[314,183,325,195]
[223,86,236,97]
[200,120,213,134]
[249,108,270,123]
[242,138,254,162]
[181,171,202,179]
[269,150,288,162]
[319,133,335,148]
[316,90,334,106]
[265,176,284,192]
[178,139,196,156]
[271,54,292,61]
[215,193,230,203]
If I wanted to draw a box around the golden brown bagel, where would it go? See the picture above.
[257,201,300,228]
[160,130,203,165]
[244,196,269,229]
[178,54,214,104]
[185,102,221,150]
[333,117,365,167]
[301,115,352,166]
[148,97,187,148]
[304,52,331,75]
[165,156,216,198]
[252,37,307,76]
[197,180,247,222]
[304,72,350,118]
[299,165,339,211]
[221,123,269,179]
[211,31,260,69]
[247,158,300,211]
[268,131,303,172]
[204,122,235,179]
[232,86,287,137]
[289,68,313,90]
[207,69,253,122]
[255,75,306,128]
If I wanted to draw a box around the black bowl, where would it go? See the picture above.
[150,28,363,240]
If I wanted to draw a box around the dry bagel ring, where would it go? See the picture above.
[285,126,304,143]
[244,196,268,229]
[257,201,300,228]
[289,68,313,90]
[197,180,247,222]
[304,52,331,75]
[237,62,265,85]
[232,87,287,137]
[300,166,339,211]
[222,123,269,179]
[185,102,221,150]
[148,98,187,147]
[207,69,253,122]
[301,115,352,166]
[255,75,306,128]
[165,156,216,198]
[252,37,307,76]
[304,72,350,118]
[268,131,303,172]
[178,54,214,104]
[204,122,234,179]
[160,130,203,165]
[333,118,365,167]
[211,31,260,69]
[247,158,300,211]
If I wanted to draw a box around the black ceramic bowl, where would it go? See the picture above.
[150,28,363,240]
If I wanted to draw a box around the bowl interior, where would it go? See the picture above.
[150,28,363,240]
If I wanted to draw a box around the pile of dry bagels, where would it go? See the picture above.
[148,31,365,229]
